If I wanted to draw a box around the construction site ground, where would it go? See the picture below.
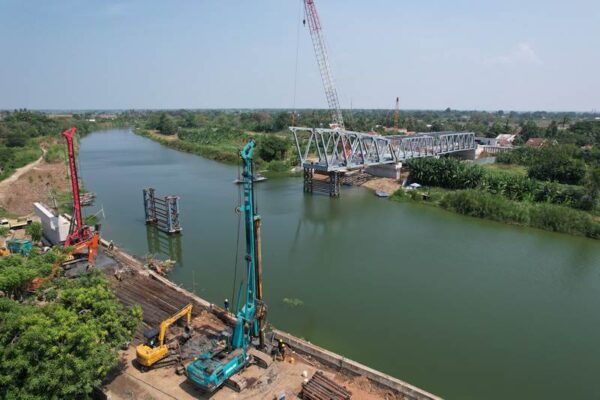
[100,247,402,400]
[361,178,402,194]
[105,346,391,400]
[0,157,69,216]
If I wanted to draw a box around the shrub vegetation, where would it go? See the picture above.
[406,157,597,211]
[439,190,600,239]
[0,252,141,400]
[496,145,588,184]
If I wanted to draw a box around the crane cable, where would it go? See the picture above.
[230,158,242,309]
[74,132,88,223]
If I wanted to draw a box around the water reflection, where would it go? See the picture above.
[145,225,183,265]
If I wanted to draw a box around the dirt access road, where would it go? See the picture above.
[0,153,69,216]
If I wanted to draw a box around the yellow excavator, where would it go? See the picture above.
[136,303,193,371]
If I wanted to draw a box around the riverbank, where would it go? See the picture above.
[134,128,298,176]
[101,240,440,400]
[392,156,600,239]
[390,186,600,239]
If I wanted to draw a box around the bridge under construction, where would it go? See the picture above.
[294,0,477,197]
[290,127,476,196]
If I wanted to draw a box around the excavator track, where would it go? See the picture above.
[139,354,180,372]
[248,347,272,369]
[225,374,248,392]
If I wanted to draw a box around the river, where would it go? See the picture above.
[80,129,600,400]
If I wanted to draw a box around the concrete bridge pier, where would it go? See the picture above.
[447,149,476,160]
[303,167,340,197]
[365,163,403,180]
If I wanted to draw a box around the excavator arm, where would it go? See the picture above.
[158,303,193,346]
[136,304,193,369]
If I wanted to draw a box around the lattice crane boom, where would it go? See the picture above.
[304,0,344,130]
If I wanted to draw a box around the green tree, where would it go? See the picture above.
[546,120,558,138]
[258,135,288,162]
[6,132,27,147]
[528,147,586,185]
[157,113,177,135]
[584,167,600,205]
[0,268,141,400]
[0,147,13,168]
[0,249,62,297]
[519,120,543,141]
[486,121,512,138]
[181,112,198,128]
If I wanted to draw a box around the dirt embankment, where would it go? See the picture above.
[361,178,402,194]
[0,159,69,216]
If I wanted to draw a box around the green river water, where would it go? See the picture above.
[80,129,600,399]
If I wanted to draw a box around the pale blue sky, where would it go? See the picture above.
[1,0,599,111]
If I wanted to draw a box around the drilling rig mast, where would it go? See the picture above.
[303,0,344,130]
[62,127,99,264]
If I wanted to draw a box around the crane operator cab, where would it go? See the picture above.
[143,327,161,349]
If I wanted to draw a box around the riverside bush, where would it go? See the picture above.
[439,190,529,224]
[43,143,66,163]
[440,190,600,239]
[406,157,484,189]
[408,157,595,210]
[496,145,586,185]
[480,170,535,201]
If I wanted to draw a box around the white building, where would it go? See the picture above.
[33,202,70,245]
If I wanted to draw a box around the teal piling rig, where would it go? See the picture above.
[186,139,269,393]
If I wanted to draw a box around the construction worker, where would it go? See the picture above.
[224,298,229,312]
[277,339,286,361]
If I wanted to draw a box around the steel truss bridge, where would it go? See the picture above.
[290,127,476,172]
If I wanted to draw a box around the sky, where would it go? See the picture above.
[0,0,599,111]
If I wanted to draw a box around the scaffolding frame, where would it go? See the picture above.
[143,188,182,235]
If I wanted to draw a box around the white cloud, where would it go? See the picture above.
[484,42,543,66]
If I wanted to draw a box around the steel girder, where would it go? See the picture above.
[290,127,475,172]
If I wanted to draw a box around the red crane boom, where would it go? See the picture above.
[62,127,84,242]
[61,127,99,263]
